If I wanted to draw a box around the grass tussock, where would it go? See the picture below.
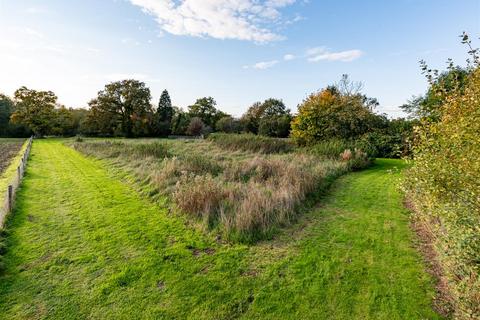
[208,133,294,154]
[73,137,366,242]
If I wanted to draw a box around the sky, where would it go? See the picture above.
[0,0,479,118]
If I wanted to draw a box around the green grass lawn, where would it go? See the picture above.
[0,140,441,319]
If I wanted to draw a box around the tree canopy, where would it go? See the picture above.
[86,80,152,137]
[291,76,382,145]
[11,87,57,136]
[188,97,225,130]
[241,98,291,137]
[154,89,174,136]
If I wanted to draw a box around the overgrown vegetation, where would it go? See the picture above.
[290,75,415,158]
[403,34,480,319]
[72,138,364,242]
[0,141,440,319]
[208,133,294,154]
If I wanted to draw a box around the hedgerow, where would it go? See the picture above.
[403,66,480,319]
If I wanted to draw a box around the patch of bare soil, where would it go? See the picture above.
[0,141,23,175]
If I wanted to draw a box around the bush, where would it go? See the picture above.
[404,67,480,319]
[208,133,294,154]
[215,116,242,133]
[258,115,291,138]
[186,117,205,136]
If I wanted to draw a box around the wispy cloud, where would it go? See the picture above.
[283,54,295,61]
[128,0,299,42]
[26,6,49,14]
[306,47,363,62]
[243,60,279,70]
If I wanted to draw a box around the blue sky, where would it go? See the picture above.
[0,0,479,117]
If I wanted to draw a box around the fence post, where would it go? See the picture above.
[17,166,21,181]
[7,185,13,212]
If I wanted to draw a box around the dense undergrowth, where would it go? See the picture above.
[404,67,480,319]
[72,136,369,242]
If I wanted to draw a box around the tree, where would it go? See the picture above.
[291,76,381,145]
[258,115,291,138]
[50,106,76,136]
[86,80,153,137]
[154,89,174,136]
[186,117,205,136]
[240,101,264,134]
[241,98,291,136]
[188,97,225,129]
[10,86,57,136]
[215,116,242,133]
[0,94,13,136]
[400,63,470,121]
[171,107,190,135]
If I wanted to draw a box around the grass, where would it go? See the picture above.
[72,138,355,242]
[0,140,441,319]
[208,133,295,154]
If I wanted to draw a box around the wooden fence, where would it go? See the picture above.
[0,137,33,228]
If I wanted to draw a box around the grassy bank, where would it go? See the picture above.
[0,140,441,319]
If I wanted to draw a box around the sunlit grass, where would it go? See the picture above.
[0,140,441,319]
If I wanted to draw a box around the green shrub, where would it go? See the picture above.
[404,67,480,319]
[208,133,294,154]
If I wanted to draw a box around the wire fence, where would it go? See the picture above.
[0,137,33,228]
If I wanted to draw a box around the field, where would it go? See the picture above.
[0,139,24,176]
[0,139,26,195]
[0,139,442,319]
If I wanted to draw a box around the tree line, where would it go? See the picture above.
[1,75,417,157]
[0,80,294,139]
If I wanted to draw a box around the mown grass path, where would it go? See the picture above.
[0,140,441,319]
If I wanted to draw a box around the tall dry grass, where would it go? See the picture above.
[72,138,362,242]
[208,133,294,154]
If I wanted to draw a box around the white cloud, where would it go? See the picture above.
[306,47,363,62]
[243,60,279,70]
[283,54,295,61]
[128,0,298,42]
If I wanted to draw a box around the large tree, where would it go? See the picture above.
[11,86,57,136]
[154,89,174,136]
[241,98,291,137]
[87,80,153,137]
[187,97,225,130]
[291,76,381,145]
